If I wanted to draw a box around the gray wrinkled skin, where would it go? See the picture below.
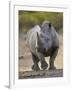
[27,21,59,71]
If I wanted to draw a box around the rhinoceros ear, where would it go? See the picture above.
[41,21,52,29]
[49,23,51,28]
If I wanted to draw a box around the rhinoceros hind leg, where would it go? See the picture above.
[32,53,40,71]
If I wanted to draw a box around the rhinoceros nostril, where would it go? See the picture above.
[45,38,49,42]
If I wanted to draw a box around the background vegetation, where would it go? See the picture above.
[19,11,63,33]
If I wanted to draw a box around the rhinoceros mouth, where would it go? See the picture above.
[37,47,52,57]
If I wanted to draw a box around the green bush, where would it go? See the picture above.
[19,11,63,32]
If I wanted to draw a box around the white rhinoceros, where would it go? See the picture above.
[27,21,59,71]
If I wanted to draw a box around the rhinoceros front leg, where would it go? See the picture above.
[32,53,40,71]
[49,47,59,70]
[37,52,48,70]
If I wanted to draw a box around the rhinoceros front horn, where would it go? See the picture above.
[37,32,42,45]
[35,32,42,51]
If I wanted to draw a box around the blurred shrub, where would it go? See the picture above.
[19,11,63,32]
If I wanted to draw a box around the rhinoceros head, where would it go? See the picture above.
[36,21,52,52]
[41,21,51,32]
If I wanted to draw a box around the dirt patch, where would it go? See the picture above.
[19,69,63,79]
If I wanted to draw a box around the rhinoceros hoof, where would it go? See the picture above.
[49,66,56,70]
[32,64,40,71]
[41,61,48,70]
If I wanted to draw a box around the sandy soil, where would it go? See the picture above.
[19,33,63,73]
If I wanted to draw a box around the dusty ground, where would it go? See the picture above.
[19,69,63,79]
[19,32,63,78]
